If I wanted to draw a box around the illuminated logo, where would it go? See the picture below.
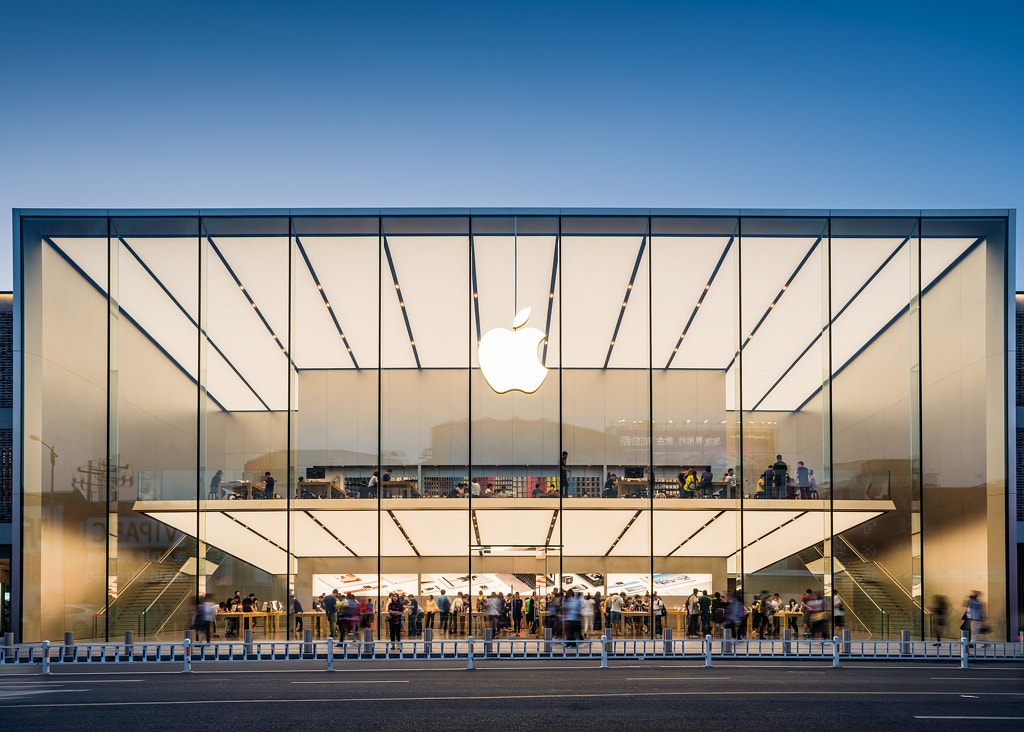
[478,307,548,394]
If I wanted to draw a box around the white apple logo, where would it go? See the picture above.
[479,307,549,394]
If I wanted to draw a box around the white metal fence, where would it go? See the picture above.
[2,634,1021,674]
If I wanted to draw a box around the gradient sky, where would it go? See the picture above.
[2,0,1021,289]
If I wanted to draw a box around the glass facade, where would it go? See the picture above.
[13,209,1014,643]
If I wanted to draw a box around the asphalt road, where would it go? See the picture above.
[1,660,1022,730]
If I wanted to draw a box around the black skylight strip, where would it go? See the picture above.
[664,236,734,369]
[541,234,559,365]
[222,511,287,551]
[206,235,289,357]
[470,235,482,345]
[603,233,648,369]
[387,510,421,557]
[667,511,725,556]
[43,237,233,413]
[305,511,358,557]
[748,236,909,412]
[118,237,270,411]
[293,235,359,369]
[741,236,821,348]
[791,235,985,413]
[382,235,421,368]
[604,509,643,557]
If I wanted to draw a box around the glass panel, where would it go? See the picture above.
[739,218,829,641]
[651,216,738,640]
[921,217,1008,640]
[561,216,651,637]
[201,216,290,638]
[20,217,110,641]
[111,217,200,640]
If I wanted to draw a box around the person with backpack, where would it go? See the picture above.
[699,466,713,498]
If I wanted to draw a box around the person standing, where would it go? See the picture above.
[365,471,379,499]
[560,451,570,496]
[387,593,404,650]
[723,468,736,499]
[685,588,701,636]
[609,592,623,635]
[698,590,712,638]
[424,594,437,631]
[796,461,810,498]
[581,593,594,638]
[436,589,451,636]
[291,594,303,634]
[965,591,985,643]
[262,471,275,499]
[322,589,339,639]
[772,455,787,499]
[208,470,223,500]
[511,592,524,636]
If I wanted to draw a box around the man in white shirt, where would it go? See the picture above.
[609,593,624,633]
[686,589,701,637]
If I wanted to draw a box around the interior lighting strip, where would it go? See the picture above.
[222,511,288,552]
[304,511,358,557]
[544,509,559,547]
[471,509,484,554]
[726,512,807,559]
[382,235,421,368]
[664,237,734,369]
[386,510,420,556]
[603,231,649,368]
[206,236,289,356]
[667,510,725,556]
[541,234,559,366]
[470,235,482,345]
[293,235,359,368]
[117,236,269,411]
[740,236,820,349]
[604,509,643,557]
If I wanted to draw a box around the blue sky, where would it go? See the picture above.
[2,0,1021,289]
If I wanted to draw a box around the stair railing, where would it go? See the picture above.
[95,533,188,619]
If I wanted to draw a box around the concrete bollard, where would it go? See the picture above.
[782,628,791,656]
[960,634,969,669]
[244,628,253,658]
[123,630,133,661]
[40,640,50,675]
[484,627,492,657]
[601,632,609,669]
[544,627,553,655]
[184,629,193,642]
[705,634,713,668]
[842,628,851,656]
[467,635,474,670]
[303,628,313,657]
[832,636,840,668]
[663,628,672,655]
[64,631,74,661]
[4,632,12,647]
[723,628,733,655]
[182,638,191,673]
[424,627,433,658]
[901,629,910,657]
[326,636,334,671]
[362,628,373,659]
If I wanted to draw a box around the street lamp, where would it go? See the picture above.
[29,435,57,494]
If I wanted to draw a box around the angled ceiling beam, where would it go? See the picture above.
[206,235,288,356]
[118,236,269,411]
[668,510,725,556]
[741,236,821,349]
[604,509,643,557]
[603,229,649,369]
[293,235,359,368]
[304,511,358,557]
[382,235,421,368]
[43,237,235,413]
[470,234,482,345]
[664,236,734,369]
[387,509,421,557]
[749,236,909,411]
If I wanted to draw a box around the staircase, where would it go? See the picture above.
[797,541,924,640]
[108,564,195,637]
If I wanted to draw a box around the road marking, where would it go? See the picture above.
[622,679,729,683]
[915,717,1024,720]
[931,677,1020,680]
[292,680,410,684]
[0,679,145,684]
[2,690,1022,708]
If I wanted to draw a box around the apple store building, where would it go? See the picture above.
[12,208,1017,643]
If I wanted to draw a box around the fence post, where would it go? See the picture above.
[40,640,50,675]
[327,636,334,672]
[182,638,191,674]
[601,631,609,669]
[901,629,910,657]
[704,634,713,668]
[842,628,851,656]
[832,636,840,668]
[362,628,373,659]
[467,636,474,670]
[960,634,969,669]
[244,628,253,659]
